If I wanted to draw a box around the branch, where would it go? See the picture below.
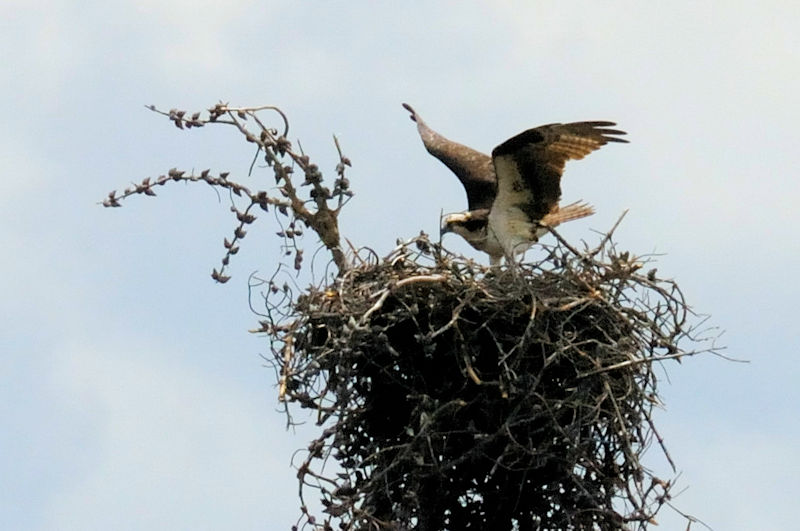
[103,102,354,280]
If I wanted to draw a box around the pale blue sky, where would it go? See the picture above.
[2,2,799,530]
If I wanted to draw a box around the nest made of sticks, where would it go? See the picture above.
[260,231,705,531]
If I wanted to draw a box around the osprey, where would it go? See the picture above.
[403,104,628,265]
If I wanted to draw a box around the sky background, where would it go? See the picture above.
[2,2,798,530]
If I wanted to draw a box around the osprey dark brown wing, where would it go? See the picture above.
[486,121,628,262]
[403,103,496,211]
[491,121,628,223]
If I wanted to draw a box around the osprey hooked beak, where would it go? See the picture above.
[440,212,472,237]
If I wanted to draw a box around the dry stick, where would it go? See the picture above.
[544,224,585,258]
[463,353,483,384]
[278,335,295,402]
[359,274,448,323]
[642,406,676,472]
[590,210,629,257]
[429,297,468,339]
[579,350,695,377]
[344,238,368,268]
[664,501,714,531]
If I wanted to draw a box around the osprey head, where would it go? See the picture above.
[441,209,504,265]
[440,211,487,239]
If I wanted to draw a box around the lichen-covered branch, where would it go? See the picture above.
[102,102,353,280]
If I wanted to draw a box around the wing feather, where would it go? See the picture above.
[404,104,496,211]
[491,121,628,222]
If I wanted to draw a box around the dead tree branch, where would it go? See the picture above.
[102,102,353,280]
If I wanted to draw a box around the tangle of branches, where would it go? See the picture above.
[257,229,719,531]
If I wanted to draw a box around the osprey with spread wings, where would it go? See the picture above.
[403,104,628,265]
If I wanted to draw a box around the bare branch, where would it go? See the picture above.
[104,102,354,279]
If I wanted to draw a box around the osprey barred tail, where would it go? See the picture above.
[404,104,628,265]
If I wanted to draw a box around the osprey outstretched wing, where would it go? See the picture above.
[488,122,628,263]
[403,104,503,257]
[403,103,495,211]
[403,104,628,264]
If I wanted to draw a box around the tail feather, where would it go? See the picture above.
[541,201,595,227]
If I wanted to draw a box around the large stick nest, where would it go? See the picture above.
[261,231,706,531]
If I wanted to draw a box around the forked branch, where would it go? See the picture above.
[102,102,353,280]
